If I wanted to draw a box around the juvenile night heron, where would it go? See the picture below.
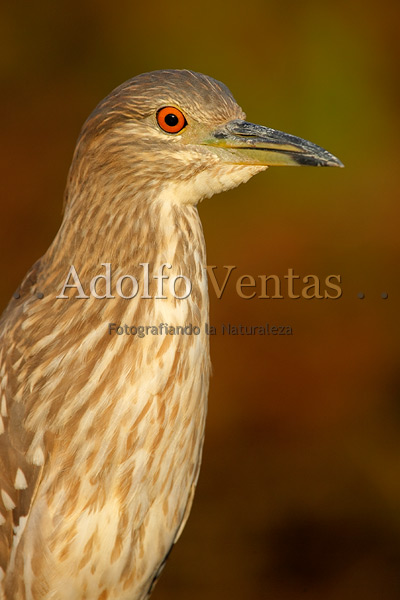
[0,70,342,599]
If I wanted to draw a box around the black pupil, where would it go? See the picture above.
[165,113,179,127]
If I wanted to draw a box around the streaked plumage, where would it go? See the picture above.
[0,69,342,599]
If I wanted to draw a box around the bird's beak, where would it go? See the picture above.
[202,119,343,167]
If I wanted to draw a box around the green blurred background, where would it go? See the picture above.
[1,1,400,598]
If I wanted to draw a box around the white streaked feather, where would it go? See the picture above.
[14,469,28,491]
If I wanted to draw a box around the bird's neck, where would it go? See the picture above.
[18,184,211,472]
[41,183,208,316]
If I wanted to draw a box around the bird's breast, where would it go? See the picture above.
[14,288,211,598]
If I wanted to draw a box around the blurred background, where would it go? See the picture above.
[1,1,400,598]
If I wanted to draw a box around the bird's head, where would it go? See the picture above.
[69,69,342,209]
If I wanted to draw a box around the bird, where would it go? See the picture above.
[0,69,342,599]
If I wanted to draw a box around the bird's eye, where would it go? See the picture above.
[157,107,187,134]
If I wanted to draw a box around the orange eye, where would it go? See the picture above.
[156,106,187,134]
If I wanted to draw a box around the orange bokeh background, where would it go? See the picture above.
[1,2,400,598]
